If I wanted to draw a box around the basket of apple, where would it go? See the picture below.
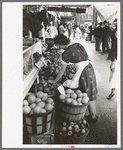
[55,119,90,144]
[23,91,55,135]
[57,88,89,121]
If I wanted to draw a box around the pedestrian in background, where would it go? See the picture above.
[94,22,103,51]
[102,20,112,54]
[107,26,117,99]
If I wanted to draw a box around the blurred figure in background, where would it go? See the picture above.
[80,24,86,39]
[94,22,103,51]
[102,20,112,54]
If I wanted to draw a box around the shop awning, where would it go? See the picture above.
[94,4,117,22]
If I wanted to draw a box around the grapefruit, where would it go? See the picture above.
[37,102,45,108]
[28,94,36,104]
[33,106,41,114]
[81,97,89,104]
[23,100,29,106]
[36,91,44,99]
[23,106,31,114]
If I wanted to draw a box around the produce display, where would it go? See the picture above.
[23,92,55,115]
[59,88,89,105]
[56,119,89,138]
[23,37,39,50]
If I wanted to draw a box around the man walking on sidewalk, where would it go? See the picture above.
[94,22,103,51]
[102,20,112,54]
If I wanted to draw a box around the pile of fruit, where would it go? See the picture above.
[59,89,89,105]
[56,119,89,138]
[37,82,61,96]
[23,37,39,50]
[23,91,55,115]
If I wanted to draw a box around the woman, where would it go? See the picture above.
[54,22,70,45]
[107,26,117,99]
[48,42,98,123]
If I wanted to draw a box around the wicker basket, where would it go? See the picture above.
[23,107,55,135]
[57,98,89,122]
[55,120,90,144]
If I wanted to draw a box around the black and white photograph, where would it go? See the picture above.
[2,2,121,148]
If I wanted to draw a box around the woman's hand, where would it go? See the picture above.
[48,80,56,84]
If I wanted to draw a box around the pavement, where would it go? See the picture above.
[73,38,117,144]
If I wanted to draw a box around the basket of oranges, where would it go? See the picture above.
[55,119,90,144]
[23,91,55,135]
[57,88,89,122]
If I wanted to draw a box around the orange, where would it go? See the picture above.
[23,106,31,114]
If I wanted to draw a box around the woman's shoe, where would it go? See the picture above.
[107,93,115,99]
[85,115,98,123]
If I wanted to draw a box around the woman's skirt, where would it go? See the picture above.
[79,63,97,101]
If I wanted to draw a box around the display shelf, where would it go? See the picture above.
[23,40,45,99]
[23,60,44,99]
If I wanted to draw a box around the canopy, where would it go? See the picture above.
[94,4,117,23]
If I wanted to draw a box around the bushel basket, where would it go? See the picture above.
[23,107,55,135]
[55,120,90,144]
[57,98,89,122]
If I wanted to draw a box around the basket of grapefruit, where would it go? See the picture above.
[57,88,89,121]
[23,91,55,135]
